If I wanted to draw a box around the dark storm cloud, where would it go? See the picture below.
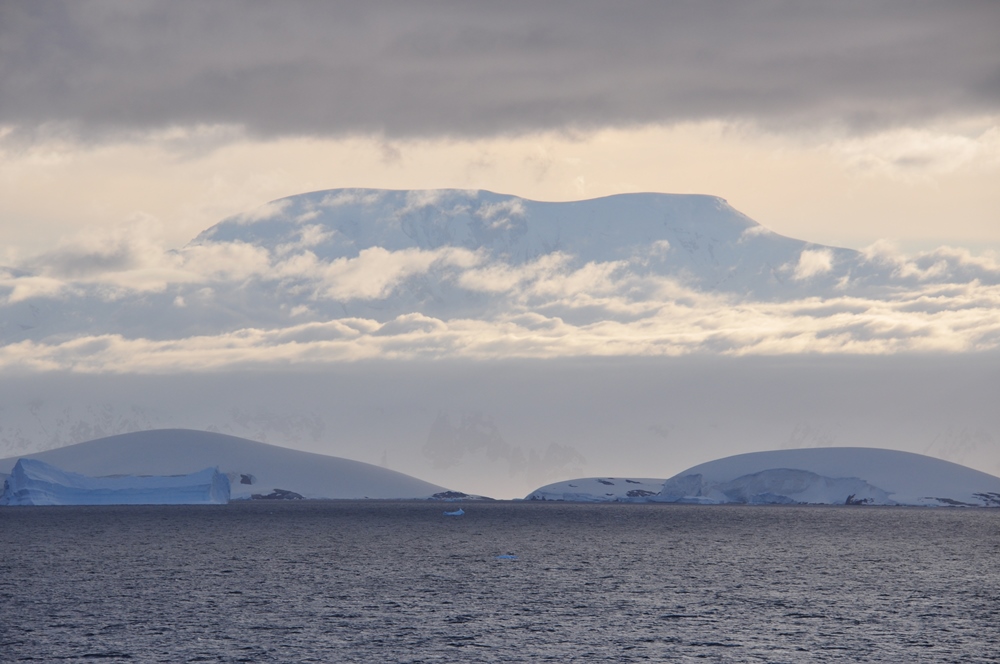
[1,0,997,141]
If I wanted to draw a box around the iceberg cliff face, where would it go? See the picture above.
[658,469,893,505]
[1,458,230,506]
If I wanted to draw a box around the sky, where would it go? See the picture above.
[1,1,999,497]
[1,1,998,258]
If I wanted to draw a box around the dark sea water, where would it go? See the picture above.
[2,502,999,663]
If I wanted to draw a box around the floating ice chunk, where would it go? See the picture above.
[495,554,518,560]
[443,508,465,516]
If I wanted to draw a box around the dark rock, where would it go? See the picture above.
[972,492,1000,506]
[430,490,495,501]
[431,490,469,500]
[928,496,976,507]
[251,488,304,500]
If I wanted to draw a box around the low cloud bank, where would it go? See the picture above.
[3,221,1000,371]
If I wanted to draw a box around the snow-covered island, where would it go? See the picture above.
[1,458,230,506]
[526,448,1000,507]
[0,429,452,501]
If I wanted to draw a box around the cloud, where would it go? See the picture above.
[275,246,482,301]
[475,198,526,230]
[275,224,335,256]
[832,126,1000,179]
[861,241,1000,283]
[456,252,571,294]
[5,277,1000,373]
[792,249,834,280]
[6,210,1000,370]
[1,2,996,142]
[6,276,73,304]
[230,199,293,224]
[25,216,166,279]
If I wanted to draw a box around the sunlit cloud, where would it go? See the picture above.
[4,243,1000,373]
[5,185,1000,375]
[831,124,1000,180]
[792,249,834,281]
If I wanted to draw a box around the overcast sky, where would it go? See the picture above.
[1,0,998,256]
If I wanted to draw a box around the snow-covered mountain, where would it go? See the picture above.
[195,188,860,303]
[2,458,230,506]
[526,448,1000,506]
[4,188,999,365]
[0,429,448,500]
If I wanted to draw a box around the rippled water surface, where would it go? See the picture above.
[2,502,999,662]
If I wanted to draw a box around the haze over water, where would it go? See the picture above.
[3,502,998,662]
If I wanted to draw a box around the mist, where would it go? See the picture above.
[3,354,997,498]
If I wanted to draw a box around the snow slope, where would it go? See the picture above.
[0,429,447,500]
[1,458,229,506]
[661,448,1000,506]
[526,448,1000,506]
[525,477,665,502]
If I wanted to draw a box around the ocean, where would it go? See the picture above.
[2,501,998,662]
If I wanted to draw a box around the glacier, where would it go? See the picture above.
[526,448,1000,507]
[658,468,893,505]
[1,458,230,506]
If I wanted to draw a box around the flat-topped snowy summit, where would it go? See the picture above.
[197,188,859,303]
[527,448,1000,506]
[0,429,448,500]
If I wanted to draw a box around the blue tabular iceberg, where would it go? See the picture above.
[1,458,230,506]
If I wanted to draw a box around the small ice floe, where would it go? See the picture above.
[443,508,465,516]
[495,554,518,560]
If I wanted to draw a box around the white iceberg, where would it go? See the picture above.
[1,458,230,506]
